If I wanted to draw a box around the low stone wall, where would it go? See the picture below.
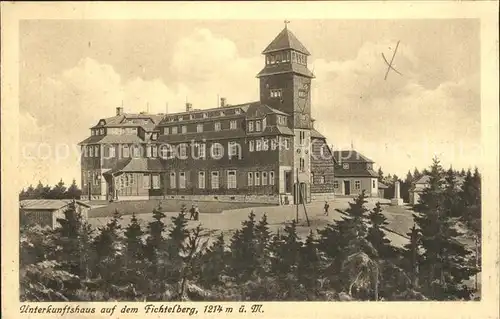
[148,194,280,205]
[311,192,335,202]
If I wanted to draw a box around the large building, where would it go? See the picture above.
[78,26,335,205]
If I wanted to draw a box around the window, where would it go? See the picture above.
[262,139,269,151]
[256,139,262,151]
[202,113,208,119]
[123,145,130,158]
[214,122,221,131]
[318,176,325,184]
[179,143,188,158]
[269,171,275,185]
[299,89,307,98]
[95,146,100,157]
[334,181,339,189]
[211,143,223,158]
[151,133,158,140]
[195,143,206,159]
[372,180,376,188]
[109,145,115,157]
[249,140,255,152]
[170,172,176,188]
[152,174,160,189]
[89,146,94,157]
[343,163,349,169]
[172,126,178,134]
[147,145,152,157]
[299,131,305,145]
[300,158,305,172]
[197,124,203,133]
[143,174,151,189]
[179,172,186,189]
[248,121,254,132]
[278,115,286,125]
[160,145,169,159]
[164,127,169,135]
[284,137,290,149]
[229,141,240,158]
[152,146,158,157]
[227,170,236,189]
[255,121,261,132]
[198,171,205,189]
[84,146,88,157]
[271,139,277,150]
[235,109,241,115]
[230,120,237,130]
[248,172,253,186]
[311,172,315,184]
[100,128,104,135]
[270,89,282,98]
[355,180,361,190]
[181,125,187,134]
[133,145,140,158]
[262,172,268,186]
[255,172,260,186]
[211,171,219,189]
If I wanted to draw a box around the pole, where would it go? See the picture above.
[295,168,299,223]
[301,186,310,226]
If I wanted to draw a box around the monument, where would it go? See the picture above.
[391,181,404,206]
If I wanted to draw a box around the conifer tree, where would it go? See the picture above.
[50,179,67,199]
[443,167,460,218]
[200,233,227,287]
[93,210,123,280]
[255,214,272,274]
[66,179,82,199]
[125,213,144,262]
[298,230,324,297]
[366,202,391,259]
[377,167,384,182]
[229,212,258,282]
[145,203,167,265]
[413,157,477,300]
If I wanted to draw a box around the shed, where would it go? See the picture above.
[20,199,91,229]
[378,182,388,198]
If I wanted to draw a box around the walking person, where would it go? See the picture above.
[194,205,200,221]
[189,204,196,220]
[324,201,330,216]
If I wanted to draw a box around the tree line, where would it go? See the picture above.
[20,158,481,301]
[20,179,82,200]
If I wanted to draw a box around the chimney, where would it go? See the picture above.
[116,107,124,116]
[185,102,193,112]
[220,97,226,108]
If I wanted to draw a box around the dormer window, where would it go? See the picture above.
[214,122,221,131]
[151,133,158,140]
[235,109,241,115]
[343,163,349,170]
[270,89,282,98]
[164,127,169,135]
[100,128,104,135]
[91,130,96,136]
[248,121,254,132]
[203,113,208,119]
[181,125,187,134]
[220,111,224,117]
[256,121,262,132]
[172,126,178,135]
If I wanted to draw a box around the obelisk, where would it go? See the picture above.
[391,181,404,206]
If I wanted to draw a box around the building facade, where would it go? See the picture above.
[78,26,335,205]
[333,150,379,197]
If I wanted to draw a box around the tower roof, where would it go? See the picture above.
[262,27,311,56]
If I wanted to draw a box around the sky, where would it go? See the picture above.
[18,19,480,188]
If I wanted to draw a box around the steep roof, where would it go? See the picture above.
[334,169,379,178]
[333,150,374,163]
[104,158,166,175]
[414,175,430,184]
[78,134,143,145]
[262,27,311,55]
[20,199,90,211]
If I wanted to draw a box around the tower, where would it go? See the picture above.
[256,23,315,129]
[257,23,315,203]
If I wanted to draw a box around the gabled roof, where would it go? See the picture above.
[333,150,374,163]
[20,199,90,210]
[310,129,326,139]
[245,103,290,119]
[262,27,311,55]
[414,175,430,184]
[92,113,164,129]
[334,169,379,178]
[104,158,166,175]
